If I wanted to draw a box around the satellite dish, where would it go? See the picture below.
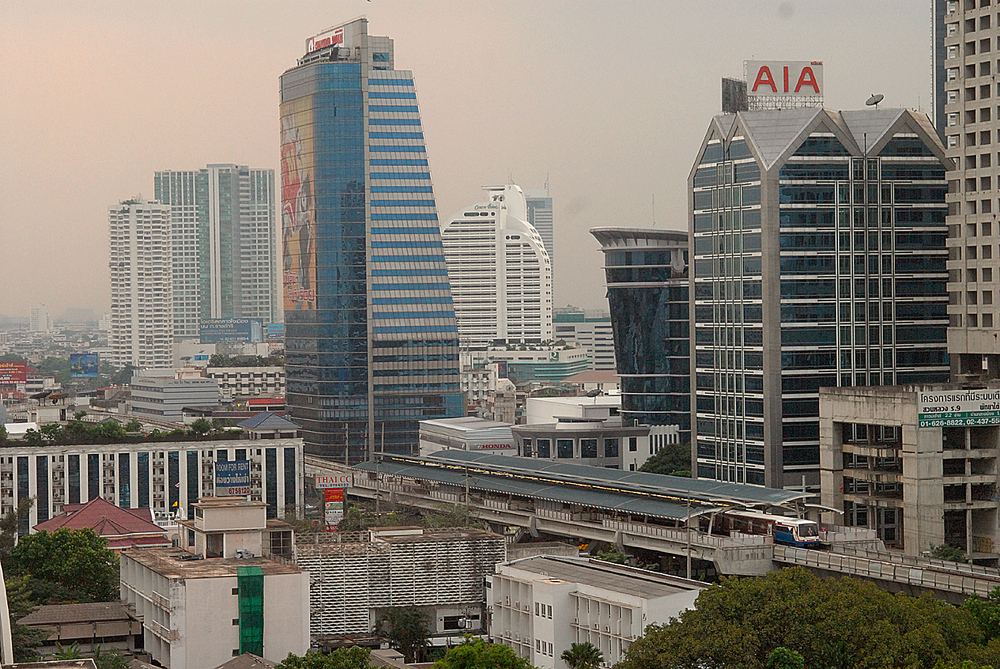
[866,93,884,109]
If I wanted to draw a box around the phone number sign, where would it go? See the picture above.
[918,390,1000,428]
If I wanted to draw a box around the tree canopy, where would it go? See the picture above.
[373,606,430,663]
[432,637,536,669]
[561,642,603,669]
[277,647,371,669]
[616,567,1000,669]
[638,442,691,477]
[8,528,119,603]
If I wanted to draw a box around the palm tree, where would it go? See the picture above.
[561,642,604,669]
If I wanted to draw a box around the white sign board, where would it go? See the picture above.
[918,389,1000,428]
[746,61,823,97]
[306,26,344,53]
[316,473,352,489]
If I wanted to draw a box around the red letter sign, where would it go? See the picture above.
[794,67,820,93]
[752,66,777,93]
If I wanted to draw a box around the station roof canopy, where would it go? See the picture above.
[354,450,810,521]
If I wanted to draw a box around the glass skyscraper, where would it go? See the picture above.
[279,19,463,461]
[591,228,690,437]
[690,108,950,489]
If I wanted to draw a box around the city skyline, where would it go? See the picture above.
[2,1,934,317]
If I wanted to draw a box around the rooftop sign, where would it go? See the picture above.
[746,61,823,96]
[918,389,1000,428]
[307,26,344,53]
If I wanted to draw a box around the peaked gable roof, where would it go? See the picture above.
[34,497,166,537]
[239,412,300,431]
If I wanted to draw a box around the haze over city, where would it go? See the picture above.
[2,1,931,317]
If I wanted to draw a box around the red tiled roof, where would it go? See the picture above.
[34,497,167,541]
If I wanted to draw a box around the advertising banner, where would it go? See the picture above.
[215,460,251,496]
[265,323,285,342]
[281,98,317,312]
[0,362,27,384]
[69,353,99,378]
[324,488,345,531]
[199,318,264,344]
[918,389,1000,428]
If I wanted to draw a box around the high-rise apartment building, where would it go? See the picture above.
[109,199,174,369]
[29,304,52,332]
[525,186,554,296]
[441,185,553,347]
[591,228,690,435]
[935,0,1000,379]
[153,165,277,339]
[552,309,616,371]
[279,19,463,460]
[690,108,950,488]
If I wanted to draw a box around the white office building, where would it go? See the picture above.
[29,304,52,332]
[109,198,174,369]
[490,556,705,668]
[442,185,553,347]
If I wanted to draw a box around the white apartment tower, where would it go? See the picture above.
[936,0,1000,379]
[29,304,52,332]
[109,199,174,369]
[154,165,277,339]
[442,185,553,347]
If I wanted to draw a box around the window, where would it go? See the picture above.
[581,439,598,458]
[557,439,574,458]
[629,437,637,452]
[536,439,550,458]
[604,438,620,458]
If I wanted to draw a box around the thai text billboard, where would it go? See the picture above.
[0,362,27,384]
[918,389,1000,428]
[325,488,345,531]
[215,460,251,496]
[199,318,264,343]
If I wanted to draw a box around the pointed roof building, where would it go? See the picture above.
[33,497,170,551]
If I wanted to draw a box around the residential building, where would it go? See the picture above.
[819,383,1000,565]
[33,496,170,551]
[280,18,463,461]
[109,199,174,369]
[154,165,277,339]
[206,366,285,400]
[524,186,554,298]
[418,417,516,456]
[0,438,303,527]
[120,500,309,669]
[130,369,220,423]
[690,108,951,489]
[591,228,690,436]
[29,305,52,333]
[441,184,553,347]
[552,310,615,371]
[490,556,706,668]
[934,1,1000,381]
[296,527,505,638]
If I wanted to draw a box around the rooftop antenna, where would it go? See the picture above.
[866,93,884,110]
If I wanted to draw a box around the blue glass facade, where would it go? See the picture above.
[691,109,950,489]
[591,229,690,437]
[281,19,462,461]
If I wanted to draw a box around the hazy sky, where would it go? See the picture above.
[0,1,932,319]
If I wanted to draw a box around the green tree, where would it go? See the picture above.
[124,418,142,433]
[424,503,481,529]
[0,496,35,559]
[930,544,969,563]
[92,646,131,669]
[561,642,603,669]
[5,574,48,662]
[277,647,371,669]
[374,606,430,663]
[766,647,805,669]
[964,587,1000,641]
[617,567,989,669]
[8,528,119,603]
[594,548,627,564]
[189,418,213,436]
[433,637,535,669]
[639,442,692,477]
[0,424,7,443]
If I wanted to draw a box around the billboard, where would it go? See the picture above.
[316,474,352,489]
[215,460,251,496]
[69,353,99,378]
[746,61,823,97]
[324,488,345,531]
[0,362,27,384]
[306,26,344,53]
[281,97,317,312]
[918,389,1000,428]
[199,318,264,344]
[265,323,285,342]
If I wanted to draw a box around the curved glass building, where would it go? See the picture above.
[590,228,690,438]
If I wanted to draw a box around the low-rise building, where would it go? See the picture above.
[418,417,516,457]
[820,383,1000,564]
[490,555,706,668]
[17,602,143,658]
[120,500,309,669]
[130,370,220,423]
[511,417,650,471]
[0,438,303,527]
[296,527,506,640]
[206,367,285,400]
[525,396,621,425]
[33,496,170,551]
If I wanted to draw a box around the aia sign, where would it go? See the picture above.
[746,61,823,97]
